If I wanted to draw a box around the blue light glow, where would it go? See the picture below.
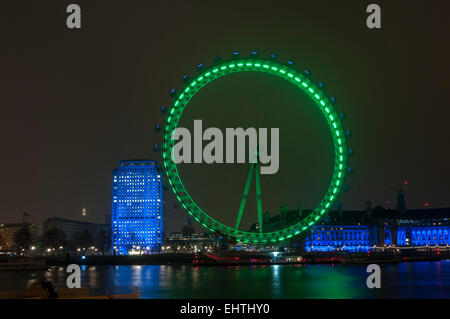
[397,226,450,246]
[112,160,163,255]
[305,225,375,252]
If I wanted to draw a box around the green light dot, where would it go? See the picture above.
[229,64,236,68]
[263,64,269,68]
[279,69,286,74]
[220,66,227,70]
[295,77,301,82]
[205,72,211,77]
[271,67,278,71]
[287,73,294,78]
[320,100,326,106]
[198,76,204,81]
[302,82,308,87]
[314,93,320,100]
[245,63,252,67]
[212,69,219,73]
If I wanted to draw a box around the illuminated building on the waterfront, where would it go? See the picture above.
[394,208,450,246]
[305,225,376,252]
[304,193,450,252]
[250,191,450,252]
[111,160,162,255]
[0,222,36,251]
[162,232,217,253]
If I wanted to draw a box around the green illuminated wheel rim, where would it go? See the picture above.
[162,56,348,244]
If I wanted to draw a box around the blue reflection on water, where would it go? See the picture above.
[0,260,449,298]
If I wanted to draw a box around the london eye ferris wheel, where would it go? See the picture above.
[157,51,352,245]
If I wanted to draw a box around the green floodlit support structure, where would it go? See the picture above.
[235,162,263,234]
[162,55,349,244]
[236,163,255,231]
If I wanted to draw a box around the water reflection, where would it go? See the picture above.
[0,261,449,298]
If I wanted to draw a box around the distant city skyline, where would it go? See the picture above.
[1,1,450,235]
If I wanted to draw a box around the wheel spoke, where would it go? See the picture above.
[235,163,255,230]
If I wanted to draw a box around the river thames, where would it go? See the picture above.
[1,260,449,298]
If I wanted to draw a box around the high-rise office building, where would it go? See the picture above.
[111,160,163,255]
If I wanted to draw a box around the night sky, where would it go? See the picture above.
[1,1,449,234]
